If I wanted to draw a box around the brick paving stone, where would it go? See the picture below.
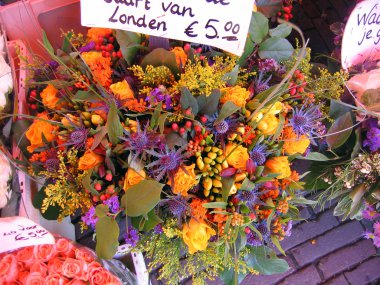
[241,256,296,285]
[277,265,321,285]
[291,221,363,267]
[324,275,349,285]
[293,207,313,226]
[318,239,377,279]
[281,209,339,251]
[344,257,380,285]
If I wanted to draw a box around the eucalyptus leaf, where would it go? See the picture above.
[269,24,292,38]
[249,12,269,44]
[258,37,294,61]
[32,187,60,220]
[180,87,199,115]
[326,112,353,149]
[95,216,120,259]
[106,101,124,145]
[223,65,239,85]
[115,30,141,65]
[82,169,98,195]
[140,48,179,77]
[121,180,163,217]
[198,89,221,115]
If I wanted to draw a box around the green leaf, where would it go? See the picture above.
[95,204,109,218]
[259,37,294,61]
[121,180,163,217]
[352,128,362,159]
[249,12,269,44]
[214,101,240,126]
[158,113,169,134]
[238,38,255,66]
[271,236,286,255]
[198,89,221,116]
[329,99,352,120]
[203,202,228,209]
[256,0,283,18]
[73,90,100,101]
[219,268,247,285]
[349,184,366,214]
[106,101,124,145]
[140,48,180,78]
[222,176,235,202]
[326,112,353,149]
[144,210,163,231]
[61,31,72,54]
[12,119,31,156]
[115,30,141,65]
[82,169,98,195]
[95,216,120,259]
[32,187,60,220]
[240,178,256,191]
[269,24,292,38]
[42,30,54,54]
[91,126,108,151]
[333,195,352,218]
[180,87,199,115]
[291,196,317,205]
[248,246,290,275]
[299,152,331,161]
[150,102,162,129]
[223,65,239,85]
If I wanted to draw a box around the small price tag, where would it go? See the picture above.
[342,0,380,69]
[80,0,255,56]
[0,217,55,253]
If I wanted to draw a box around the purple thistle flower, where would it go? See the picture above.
[67,127,90,149]
[122,121,156,160]
[237,190,259,209]
[79,41,96,53]
[247,231,263,246]
[250,143,269,166]
[45,158,60,172]
[363,119,380,152]
[254,72,272,94]
[48,61,59,70]
[81,206,98,229]
[362,204,380,220]
[103,196,120,213]
[290,105,322,137]
[205,113,239,144]
[258,59,279,73]
[257,222,270,239]
[124,226,139,247]
[162,195,189,224]
[145,147,186,181]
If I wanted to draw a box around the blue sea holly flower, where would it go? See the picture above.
[161,195,189,225]
[290,105,322,137]
[250,143,269,166]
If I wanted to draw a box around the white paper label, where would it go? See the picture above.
[80,0,255,56]
[0,216,55,253]
[341,0,380,69]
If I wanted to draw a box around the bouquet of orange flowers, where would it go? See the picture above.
[12,11,346,284]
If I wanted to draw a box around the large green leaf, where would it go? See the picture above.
[326,112,353,149]
[115,30,141,65]
[95,204,109,218]
[248,246,290,275]
[238,38,255,66]
[197,89,221,116]
[223,65,239,85]
[361,89,380,112]
[249,12,269,44]
[180,87,199,115]
[95,216,120,259]
[269,24,292,38]
[219,268,247,285]
[258,37,294,61]
[121,180,163,217]
[106,101,124,145]
[140,48,180,77]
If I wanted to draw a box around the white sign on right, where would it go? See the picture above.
[342,0,380,69]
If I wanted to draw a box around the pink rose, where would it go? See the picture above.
[45,273,69,285]
[55,238,75,258]
[62,258,87,281]
[86,261,102,276]
[67,280,87,285]
[89,268,114,285]
[18,270,30,284]
[34,244,56,262]
[16,246,35,268]
[47,257,65,274]
[75,248,95,263]
[30,261,48,277]
[0,254,19,283]
[25,272,46,285]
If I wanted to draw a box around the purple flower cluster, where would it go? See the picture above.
[363,119,380,152]
[362,204,380,220]
[124,226,140,247]
[146,86,172,110]
[81,206,98,229]
[364,221,380,248]
[103,196,120,213]
[79,41,96,53]
[258,58,279,73]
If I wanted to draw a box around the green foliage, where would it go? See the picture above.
[247,246,290,275]
[249,12,269,44]
[115,30,141,65]
[140,48,180,78]
[326,112,353,149]
[95,215,120,259]
[106,101,124,145]
[259,37,294,62]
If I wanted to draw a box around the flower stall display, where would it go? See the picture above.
[9,10,347,284]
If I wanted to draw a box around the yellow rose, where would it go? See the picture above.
[168,164,197,196]
[26,114,59,153]
[123,168,146,191]
[40,84,60,109]
[182,219,215,254]
[265,156,291,179]
[262,102,283,115]
[109,80,135,101]
[225,144,249,170]
[78,150,104,170]
[282,127,310,155]
[220,86,250,107]
[61,114,80,127]
[257,113,279,135]
[171,47,187,67]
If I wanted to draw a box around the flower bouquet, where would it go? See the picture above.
[11,11,344,284]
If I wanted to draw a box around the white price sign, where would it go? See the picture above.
[342,0,380,69]
[80,0,255,56]
[0,217,55,253]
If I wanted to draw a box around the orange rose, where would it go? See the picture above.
[55,238,75,258]
[224,143,249,170]
[45,273,69,285]
[168,164,197,196]
[182,219,215,254]
[75,248,95,263]
[33,244,56,263]
[89,267,115,285]
[171,47,187,67]
[86,261,102,276]
[123,168,146,191]
[40,84,60,109]
[25,272,45,285]
[78,150,104,170]
[30,261,48,277]
[26,114,59,152]
[109,80,135,102]
[68,280,87,285]
[282,126,310,155]
[265,156,291,179]
[16,246,35,268]
[62,258,87,280]
[220,86,250,107]
[0,254,18,283]
[47,257,65,274]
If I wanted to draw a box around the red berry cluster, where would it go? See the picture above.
[289,69,306,97]
[90,171,116,202]
[28,89,39,111]
[277,0,294,21]
[94,33,123,59]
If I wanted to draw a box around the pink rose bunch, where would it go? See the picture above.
[0,237,121,285]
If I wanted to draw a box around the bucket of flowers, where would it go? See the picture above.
[9,11,344,284]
